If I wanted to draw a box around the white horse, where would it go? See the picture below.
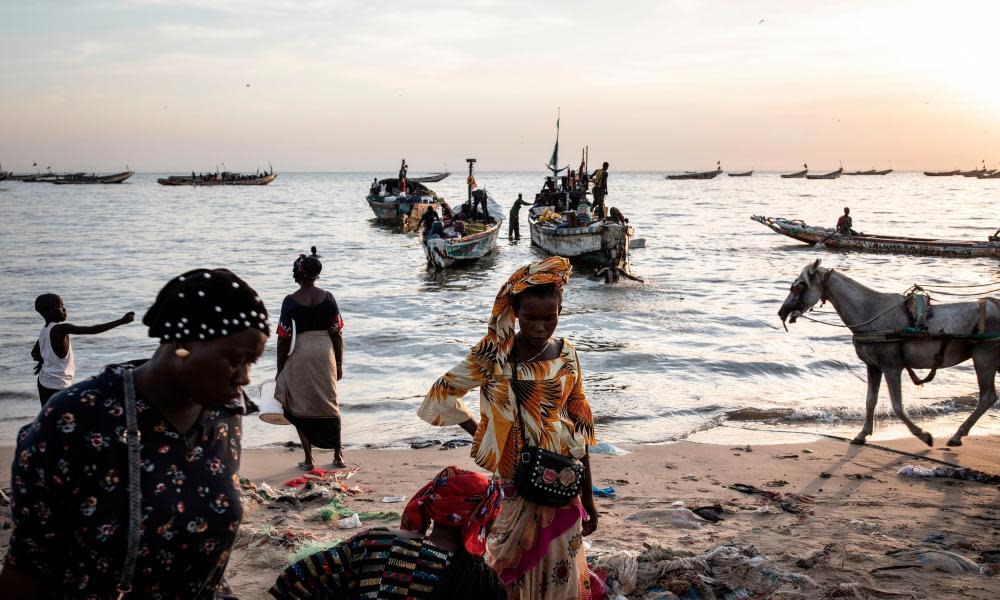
[778,259,1000,446]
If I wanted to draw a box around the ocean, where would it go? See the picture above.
[2,171,999,448]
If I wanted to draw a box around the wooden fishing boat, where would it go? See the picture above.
[805,167,843,180]
[752,215,1000,258]
[366,177,444,224]
[961,169,986,177]
[157,169,276,186]
[408,172,450,183]
[423,160,503,270]
[727,170,754,177]
[528,118,635,277]
[977,171,1000,179]
[50,171,134,184]
[871,168,893,175]
[781,164,808,178]
[666,162,722,180]
[924,169,960,176]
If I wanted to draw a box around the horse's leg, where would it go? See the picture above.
[852,363,883,445]
[948,348,999,446]
[885,367,933,446]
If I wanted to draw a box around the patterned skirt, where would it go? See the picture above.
[487,488,592,600]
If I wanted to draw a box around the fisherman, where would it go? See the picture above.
[370,177,379,196]
[399,159,408,196]
[836,207,856,236]
[471,188,490,223]
[508,193,530,241]
[419,205,440,237]
[591,161,609,220]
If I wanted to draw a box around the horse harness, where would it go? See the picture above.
[848,290,1000,386]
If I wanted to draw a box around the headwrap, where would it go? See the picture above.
[471,256,571,376]
[400,466,504,556]
[292,251,322,282]
[143,269,270,343]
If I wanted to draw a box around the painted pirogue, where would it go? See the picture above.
[157,169,276,186]
[752,215,1000,258]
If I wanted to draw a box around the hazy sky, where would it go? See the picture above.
[3,0,999,172]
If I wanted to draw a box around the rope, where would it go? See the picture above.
[920,287,1000,298]
[798,300,906,329]
[912,281,1000,289]
[719,424,972,470]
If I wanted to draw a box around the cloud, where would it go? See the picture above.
[156,23,262,40]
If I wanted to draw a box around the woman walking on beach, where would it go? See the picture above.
[1,269,269,598]
[275,250,346,470]
[418,256,598,599]
[269,466,507,599]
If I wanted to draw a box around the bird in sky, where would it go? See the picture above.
[758,19,766,24]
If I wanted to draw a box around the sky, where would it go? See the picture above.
[2,0,999,172]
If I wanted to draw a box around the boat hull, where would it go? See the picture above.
[529,220,633,268]
[780,170,808,178]
[805,168,843,180]
[51,171,134,184]
[425,223,501,269]
[666,169,722,180]
[157,173,277,186]
[367,195,442,224]
[924,170,959,176]
[752,215,1000,258]
[727,170,753,177]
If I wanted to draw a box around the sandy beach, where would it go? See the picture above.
[2,430,998,599]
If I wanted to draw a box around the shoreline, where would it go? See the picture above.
[2,432,998,598]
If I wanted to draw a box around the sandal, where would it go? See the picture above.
[332,458,348,469]
[297,461,314,471]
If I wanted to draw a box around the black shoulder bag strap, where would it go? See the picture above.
[116,366,142,599]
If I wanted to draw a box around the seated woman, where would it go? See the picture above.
[269,466,507,600]
[1,269,270,599]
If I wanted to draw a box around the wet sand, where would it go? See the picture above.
[1,432,998,598]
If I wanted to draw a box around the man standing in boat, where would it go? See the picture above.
[508,193,530,241]
[836,207,856,236]
[591,161,609,220]
[398,159,408,196]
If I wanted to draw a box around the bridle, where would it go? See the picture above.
[819,268,836,306]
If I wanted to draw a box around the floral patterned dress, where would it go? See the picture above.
[5,363,245,599]
[418,340,596,600]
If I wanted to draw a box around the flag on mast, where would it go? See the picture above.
[547,110,560,172]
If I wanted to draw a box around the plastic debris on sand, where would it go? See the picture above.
[896,463,1000,484]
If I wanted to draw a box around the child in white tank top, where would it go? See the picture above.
[32,293,134,406]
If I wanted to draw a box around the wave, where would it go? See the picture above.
[725,395,983,425]
[0,390,35,401]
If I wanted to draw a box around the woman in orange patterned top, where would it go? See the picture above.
[417,256,598,600]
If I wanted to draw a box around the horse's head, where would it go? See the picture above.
[778,259,826,328]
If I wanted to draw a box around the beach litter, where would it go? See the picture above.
[410,439,440,449]
[624,508,703,529]
[319,496,400,524]
[882,547,983,575]
[381,496,406,503]
[590,541,816,599]
[896,463,1000,484]
[591,441,632,456]
[594,485,617,498]
[337,513,362,529]
[691,504,725,523]
[728,483,814,516]
[440,438,473,449]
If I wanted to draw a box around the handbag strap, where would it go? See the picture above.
[116,366,142,599]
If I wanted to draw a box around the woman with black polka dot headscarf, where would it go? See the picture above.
[2,269,269,598]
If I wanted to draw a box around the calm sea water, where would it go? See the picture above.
[2,171,999,448]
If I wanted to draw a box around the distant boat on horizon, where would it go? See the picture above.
[781,163,809,179]
[924,169,960,176]
[805,166,843,180]
[727,170,753,177]
[666,161,722,180]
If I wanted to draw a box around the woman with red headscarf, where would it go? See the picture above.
[268,466,506,600]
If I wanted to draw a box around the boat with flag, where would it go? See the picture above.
[752,215,1000,258]
[527,112,635,281]
[423,158,503,270]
